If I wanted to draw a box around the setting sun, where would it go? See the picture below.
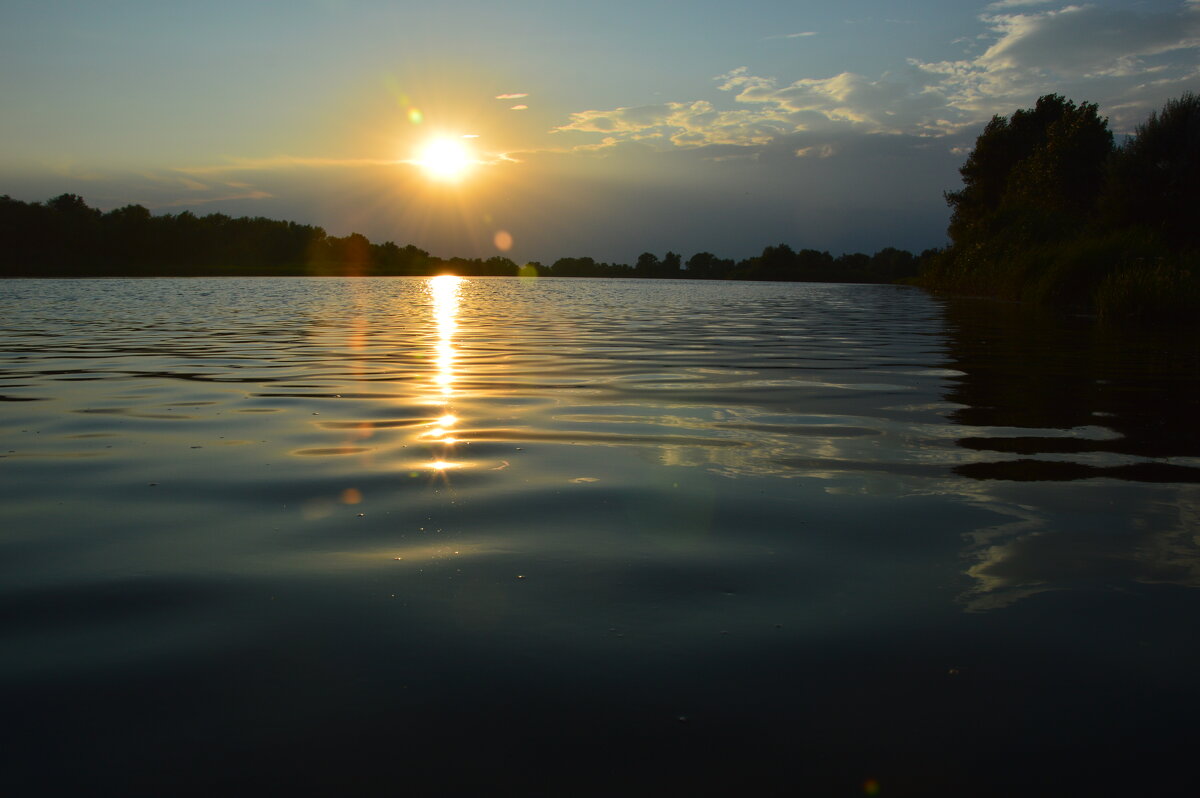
[417,137,473,181]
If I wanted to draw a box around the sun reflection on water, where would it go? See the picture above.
[423,275,467,472]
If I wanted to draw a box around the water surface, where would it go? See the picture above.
[2,277,1197,795]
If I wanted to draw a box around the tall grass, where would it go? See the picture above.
[1094,259,1200,325]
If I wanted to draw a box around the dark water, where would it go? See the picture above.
[2,277,1198,796]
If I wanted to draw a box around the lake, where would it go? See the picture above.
[2,277,1198,796]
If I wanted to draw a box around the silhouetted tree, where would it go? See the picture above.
[661,251,682,278]
[868,247,919,282]
[946,94,1112,246]
[1103,91,1200,249]
[685,252,734,279]
[550,256,597,277]
[634,252,660,277]
[835,252,872,281]
[922,92,1200,319]
[484,256,519,275]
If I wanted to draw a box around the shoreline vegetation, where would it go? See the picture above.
[0,193,926,285]
[917,92,1199,325]
[2,93,1194,324]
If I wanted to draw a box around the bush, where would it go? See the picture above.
[1094,258,1200,325]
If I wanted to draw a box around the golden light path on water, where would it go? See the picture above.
[422,275,466,473]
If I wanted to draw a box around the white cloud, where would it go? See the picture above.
[914,2,1200,126]
[553,66,960,152]
[977,5,1199,74]
[551,2,1200,154]
[554,97,796,149]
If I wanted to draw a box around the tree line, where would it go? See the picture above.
[0,193,925,283]
[533,245,926,282]
[0,195,437,277]
[918,91,1199,323]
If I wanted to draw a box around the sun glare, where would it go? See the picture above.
[418,137,473,181]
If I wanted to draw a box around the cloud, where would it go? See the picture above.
[495,93,528,99]
[161,189,273,206]
[511,104,529,110]
[718,67,953,134]
[177,156,401,175]
[553,97,796,149]
[977,5,1199,74]
[552,2,1200,157]
[767,31,818,39]
[985,0,1053,9]
[553,66,956,152]
[913,2,1200,127]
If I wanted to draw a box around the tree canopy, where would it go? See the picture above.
[1102,91,1200,249]
[922,91,1199,323]
[945,94,1113,247]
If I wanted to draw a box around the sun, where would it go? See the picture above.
[417,137,473,181]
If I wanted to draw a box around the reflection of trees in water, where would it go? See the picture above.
[939,297,1200,607]
[940,297,1200,477]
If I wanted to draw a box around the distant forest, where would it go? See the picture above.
[0,193,928,283]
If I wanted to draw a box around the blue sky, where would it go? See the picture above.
[2,0,1197,263]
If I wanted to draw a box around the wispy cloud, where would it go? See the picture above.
[161,189,273,206]
[495,93,528,99]
[511,104,529,110]
[71,168,282,210]
[768,31,818,39]
[985,0,1053,9]
[176,156,402,175]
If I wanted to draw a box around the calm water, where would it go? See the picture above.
[2,277,1198,795]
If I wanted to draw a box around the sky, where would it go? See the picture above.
[2,0,1197,264]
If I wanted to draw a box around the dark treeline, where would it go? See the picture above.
[0,195,447,277]
[918,91,1200,323]
[0,193,924,283]
[538,245,926,282]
